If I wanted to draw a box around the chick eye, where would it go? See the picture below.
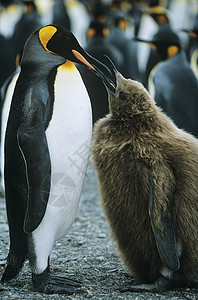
[119,91,127,100]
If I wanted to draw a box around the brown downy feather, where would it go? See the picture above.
[91,73,198,284]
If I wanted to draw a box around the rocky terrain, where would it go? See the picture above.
[0,161,198,299]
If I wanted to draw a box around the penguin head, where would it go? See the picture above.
[146,6,170,26]
[86,21,110,40]
[22,24,116,89]
[23,0,37,14]
[103,57,154,120]
[135,26,181,61]
[108,13,129,32]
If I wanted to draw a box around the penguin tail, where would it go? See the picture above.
[1,249,27,282]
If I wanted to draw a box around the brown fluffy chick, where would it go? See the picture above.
[91,60,198,292]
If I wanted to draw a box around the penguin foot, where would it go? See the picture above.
[119,275,179,292]
[32,268,85,294]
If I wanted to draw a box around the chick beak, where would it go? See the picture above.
[103,55,118,93]
[72,49,117,93]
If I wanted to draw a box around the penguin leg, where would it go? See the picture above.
[29,235,85,294]
[120,275,178,292]
[120,266,192,293]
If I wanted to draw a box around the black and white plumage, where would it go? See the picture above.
[1,24,114,294]
[135,26,198,138]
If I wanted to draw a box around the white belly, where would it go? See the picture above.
[32,65,92,246]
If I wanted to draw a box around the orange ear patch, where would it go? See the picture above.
[39,26,57,53]
[102,28,109,37]
[86,28,96,39]
[118,20,128,31]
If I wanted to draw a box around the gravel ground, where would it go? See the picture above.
[0,160,198,299]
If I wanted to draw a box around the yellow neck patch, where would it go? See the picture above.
[59,60,76,70]
[15,53,21,66]
[168,46,179,59]
[39,26,57,53]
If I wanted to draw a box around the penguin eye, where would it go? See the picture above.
[119,91,127,100]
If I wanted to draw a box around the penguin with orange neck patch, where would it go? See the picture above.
[182,27,198,79]
[91,58,198,292]
[135,27,198,137]
[1,24,114,294]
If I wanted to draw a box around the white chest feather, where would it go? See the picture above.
[33,65,92,242]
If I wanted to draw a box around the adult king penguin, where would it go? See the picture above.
[92,58,198,292]
[182,27,198,79]
[1,24,114,294]
[135,27,198,138]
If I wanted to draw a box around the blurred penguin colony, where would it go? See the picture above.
[0,0,198,130]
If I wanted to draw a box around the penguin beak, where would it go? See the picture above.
[134,37,157,50]
[72,49,117,93]
[101,55,119,93]
[181,29,198,39]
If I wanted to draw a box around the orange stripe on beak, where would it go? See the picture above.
[72,50,95,70]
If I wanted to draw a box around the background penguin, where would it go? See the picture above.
[182,16,198,79]
[135,27,198,138]
[0,0,22,38]
[91,58,198,292]
[1,24,114,294]
[142,5,171,88]
[128,0,142,37]
[10,0,42,58]
[168,0,196,35]
[0,53,21,194]
[79,20,123,123]
[108,12,140,81]
[52,0,71,30]
[65,0,90,47]
[0,33,15,88]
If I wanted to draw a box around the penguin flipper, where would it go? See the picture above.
[148,185,180,271]
[17,114,51,233]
